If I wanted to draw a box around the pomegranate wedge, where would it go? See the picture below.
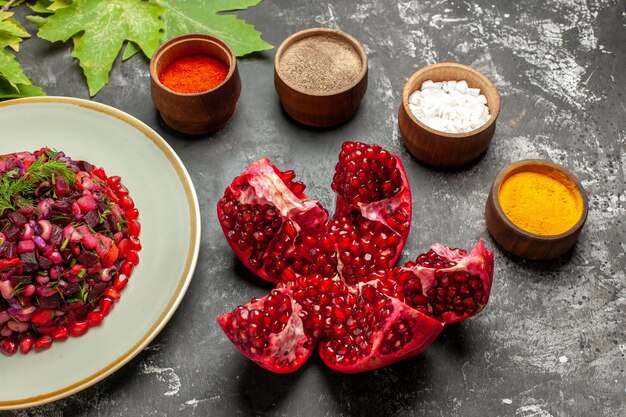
[374,240,494,324]
[217,287,316,373]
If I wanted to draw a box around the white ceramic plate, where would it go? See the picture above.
[0,97,201,409]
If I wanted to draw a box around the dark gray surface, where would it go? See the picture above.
[3,1,625,416]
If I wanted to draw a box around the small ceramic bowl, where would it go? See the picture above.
[398,62,500,168]
[485,160,588,260]
[150,33,241,135]
[274,28,368,128]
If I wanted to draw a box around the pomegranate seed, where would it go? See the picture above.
[113,273,129,291]
[34,335,53,351]
[118,238,129,257]
[0,338,17,355]
[120,195,135,210]
[107,175,121,187]
[31,308,54,325]
[128,220,141,237]
[69,321,89,337]
[99,297,115,315]
[104,287,121,301]
[52,327,69,341]
[20,336,34,354]
[125,208,139,220]
[125,249,140,265]
[87,311,105,327]
[120,261,134,276]
[129,236,142,251]
[92,167,107,180]
[115,184,129,197]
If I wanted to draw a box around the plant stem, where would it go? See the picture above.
[1,0,18,12]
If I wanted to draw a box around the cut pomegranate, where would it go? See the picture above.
[217,142,412,285]
[217,287,316,373]
[217,141,494,373]
[374,240,494,324]
[217,158,329,283]
[330,142,412,285]
[318,282,443,373]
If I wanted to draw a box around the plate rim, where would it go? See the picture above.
[0,96,201,410]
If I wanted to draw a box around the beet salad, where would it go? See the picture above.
[0,148,141,355]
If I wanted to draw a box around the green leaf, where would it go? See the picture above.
[27,0,70,13]
[26,15,48,27]
[154,0,273,57]
[37,0,164,96]
[27,1,55,14]
[122,40,141,61]
[0,78,45,99]
[0,1,26,9]
[0,11,29,50]
[0,49,28,85]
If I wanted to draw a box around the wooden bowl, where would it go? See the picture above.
[274,28,368,127]
[485,160,588,260]
[150,33,241,135]
[398,62,500,168]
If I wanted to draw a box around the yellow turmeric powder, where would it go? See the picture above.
[498,171,583,236]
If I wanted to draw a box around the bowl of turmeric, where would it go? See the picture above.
[150,33,241,135]
[485,160,588,260]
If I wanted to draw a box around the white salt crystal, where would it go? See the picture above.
[408,80,491,134]
[455,80,468,93]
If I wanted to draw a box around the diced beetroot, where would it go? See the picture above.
[4,225,20,241]
[77,195,97,211]
[83,210,99,228]
[49,224,63,245]
[54,176,70,197]
[19,252,38,272]
[8,212,27,226]
[37,256,53,270]
[77,251,100,267]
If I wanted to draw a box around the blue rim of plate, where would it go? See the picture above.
[0,97,201,410]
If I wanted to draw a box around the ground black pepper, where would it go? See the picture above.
[279,34,362,93]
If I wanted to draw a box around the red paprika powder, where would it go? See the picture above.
[159,54,229,94]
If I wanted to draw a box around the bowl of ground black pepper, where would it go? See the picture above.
[150,33,241,135]
[274,28,368,128]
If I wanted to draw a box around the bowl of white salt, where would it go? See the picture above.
[398,62,500,168]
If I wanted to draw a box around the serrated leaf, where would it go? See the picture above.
[27,1,54,14]
[0,1,26,9]
[122,41,141,61]
[0,77,45,99]
[26,15,47,27]
[0,12,29,50]
[0,49,28,85]
[48,0,72,11]
[37,0,164,96]
[154,0,272,57]
[0,14,29,39]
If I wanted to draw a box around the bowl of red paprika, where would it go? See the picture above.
[150,33,241,135]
